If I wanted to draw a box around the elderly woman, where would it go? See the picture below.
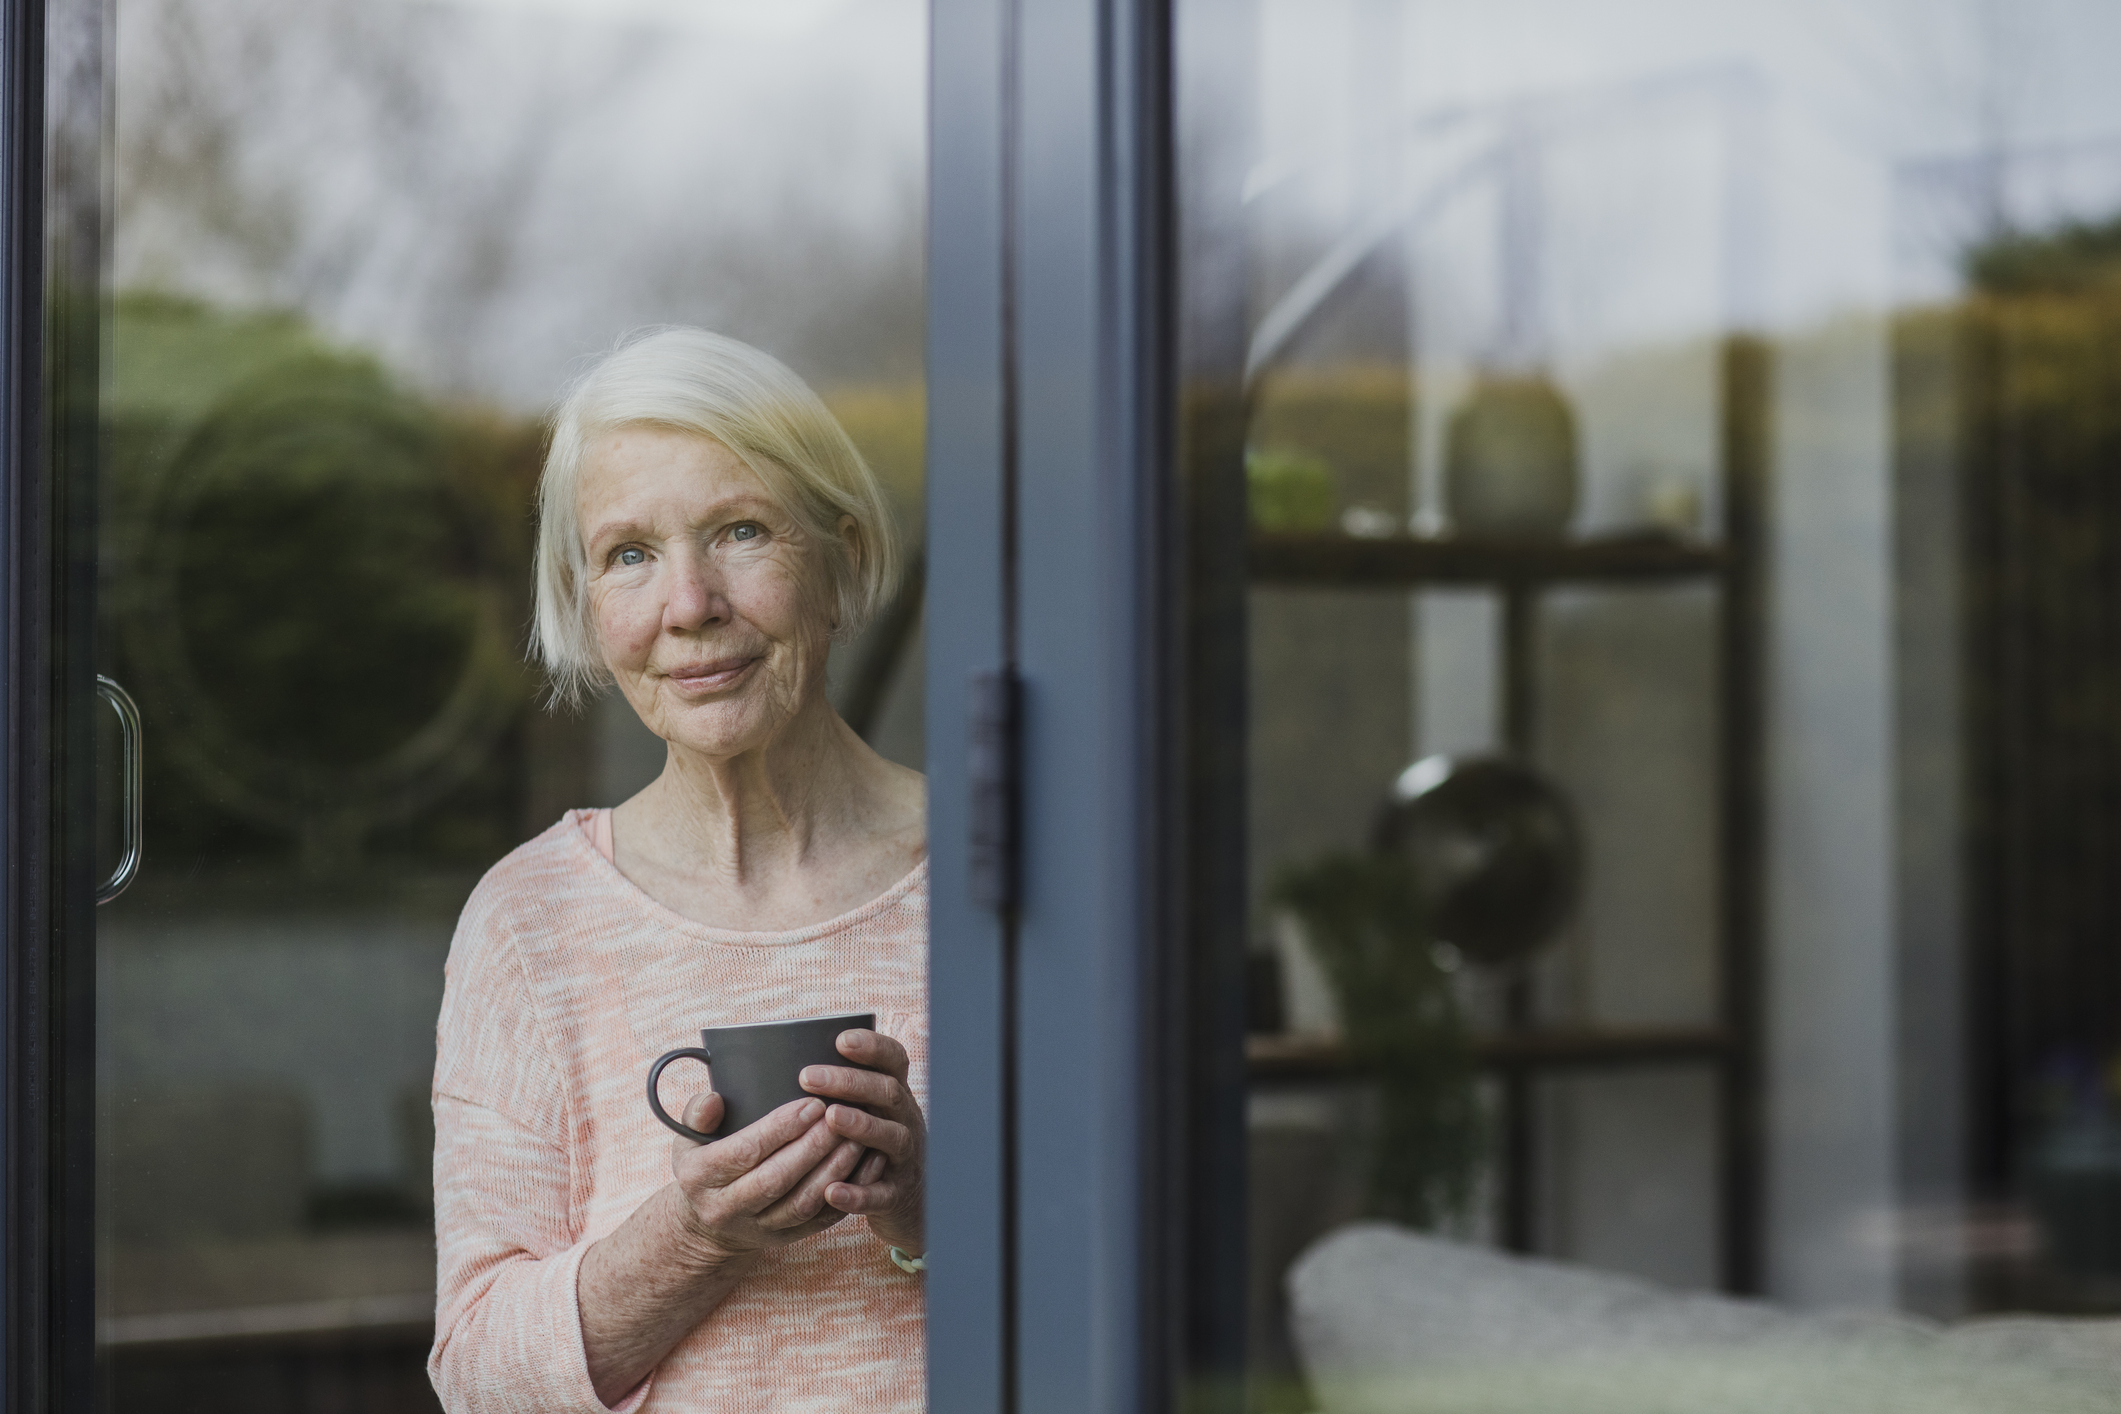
[427,328,928,1413]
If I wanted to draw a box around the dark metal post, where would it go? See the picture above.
[1718,334,1771,1295]
[1497,581,1539,1252]
[4,0,103,1403]
[1168,0,1253,1404]
[0,0,56,1399]
[1500,583,1538,755]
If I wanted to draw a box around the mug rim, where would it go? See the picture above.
[700,1009,874,1035]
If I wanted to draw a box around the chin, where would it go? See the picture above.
[659,698,781,759]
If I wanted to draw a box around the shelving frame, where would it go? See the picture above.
[1241,335,1768,1294]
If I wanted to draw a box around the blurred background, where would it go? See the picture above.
[1188,1,2121,1409]
[90,0,924,1407]
[87,0,2121,1409]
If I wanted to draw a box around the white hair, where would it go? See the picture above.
[531,327,901,709]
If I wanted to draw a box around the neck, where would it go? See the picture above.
[637,690,878,886]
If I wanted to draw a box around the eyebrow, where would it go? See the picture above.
[581,497,782,554]
[583,519,649,552]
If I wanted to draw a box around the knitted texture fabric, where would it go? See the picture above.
[428,810,927,1413]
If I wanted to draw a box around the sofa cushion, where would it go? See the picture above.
[1289,1223,2121,1414]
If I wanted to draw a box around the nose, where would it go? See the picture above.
[662,546,728,633]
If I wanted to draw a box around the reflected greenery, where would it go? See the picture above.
[1920,213,2121,1310]
[100,293,930,875]
[1246,447,1336,532]
[168,357,480,767]
[1968,212,2121,296]
[1249,365,1413,526]
[104,293,544,872]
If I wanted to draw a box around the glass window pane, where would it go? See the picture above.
[94,1,925,1405]
[1179,2,2121,1409]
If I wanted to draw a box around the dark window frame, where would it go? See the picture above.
[3,0,103,1405]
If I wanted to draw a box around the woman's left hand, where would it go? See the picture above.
[801,1028,926,1255]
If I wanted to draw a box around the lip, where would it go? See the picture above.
[663,655,760,694]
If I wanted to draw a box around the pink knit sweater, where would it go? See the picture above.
[428,810,928,1412]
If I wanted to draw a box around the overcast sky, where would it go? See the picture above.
[114,0,926,407]
[112,0,2121,408]
[1246,0,2121,368]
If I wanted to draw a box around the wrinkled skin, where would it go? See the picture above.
[568,428,927,1405]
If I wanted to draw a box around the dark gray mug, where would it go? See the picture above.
[647,1011,877,1142]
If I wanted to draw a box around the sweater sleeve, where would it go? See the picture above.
[426,888,650,1414]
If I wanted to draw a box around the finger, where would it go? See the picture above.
[775,1204,853,1243]
[712,1113,845,1213]
[823,1177,900,1215]
[823,1103,912,1161]
[801,1064,913,1118]
[756,1138,865,1230]
[667,1091,725,1159]
[853,1149,888,1185]
[834,1028,911,1083]
[681,1098,824,1188]
[685,1097,820,1185]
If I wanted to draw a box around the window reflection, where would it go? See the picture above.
[1185,1,2121,1409]
[94,0,923,1406]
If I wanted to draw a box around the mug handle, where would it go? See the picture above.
[646,1046,718,1142]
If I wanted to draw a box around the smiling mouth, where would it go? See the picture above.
[666,657,759,693]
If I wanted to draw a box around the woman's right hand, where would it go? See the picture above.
[664,1090,867,1263]
[579,1092,862,1403]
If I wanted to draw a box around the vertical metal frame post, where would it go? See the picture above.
[3,0,102,1404]
[0,0,54,1392]
[1718,334,1770,1295]
[930,0,1234,1410]
[926,0,1017,1408]
[1010,1,1172,1410]
[1167,0,1252,1401]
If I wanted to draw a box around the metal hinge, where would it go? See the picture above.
[968,668,1020,910]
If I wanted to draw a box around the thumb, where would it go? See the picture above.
[672,1090,723,1149]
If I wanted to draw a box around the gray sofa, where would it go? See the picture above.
[1290,1223,2121,1414]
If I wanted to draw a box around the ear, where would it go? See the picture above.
[836,514,862,578]
[826,515,863,635]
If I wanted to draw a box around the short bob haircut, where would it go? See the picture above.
[531,327,901,709]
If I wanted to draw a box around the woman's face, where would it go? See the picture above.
[579,427,836,759]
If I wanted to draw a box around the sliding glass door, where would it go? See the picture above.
[929,1,2121,1409]
[20,1,2121,1411]
[8,1,929,1407]
[1166,2,2121,1411]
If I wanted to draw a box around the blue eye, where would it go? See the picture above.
[731,523,761,542]
[618,548,646,566]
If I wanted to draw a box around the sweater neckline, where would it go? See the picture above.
[564,808,927,948]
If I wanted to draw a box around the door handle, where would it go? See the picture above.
[96,674,142,905]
